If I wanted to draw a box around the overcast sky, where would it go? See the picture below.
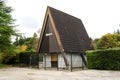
[7,0,120,39]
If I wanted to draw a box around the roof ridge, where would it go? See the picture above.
[47,6,82,21]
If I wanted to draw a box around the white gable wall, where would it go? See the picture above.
[43,54,51,67]
[43,53,85,68]
[58,53,85,68]
[58,54,66,68]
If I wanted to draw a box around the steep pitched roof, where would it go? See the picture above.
[37,6,92,53]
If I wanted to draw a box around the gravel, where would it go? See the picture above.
[0,67,120,80]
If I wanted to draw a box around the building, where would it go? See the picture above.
[37,6,93,70]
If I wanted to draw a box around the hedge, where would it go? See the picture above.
[19,51,34,66]
[18,51,43,67]
[86,48,120,70]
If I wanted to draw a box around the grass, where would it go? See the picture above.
[0,64,10,69]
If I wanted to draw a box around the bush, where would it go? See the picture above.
[0,50,17,64]
[0,50,43,67]
[0,53,3,63]
[19,51,36,66]
[18,51,43,67]
[86,48,120,70]
[0,64,10,69]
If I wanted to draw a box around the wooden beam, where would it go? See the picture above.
[61,52,70,69]
[36,7,50,53]
[48,8,70,69]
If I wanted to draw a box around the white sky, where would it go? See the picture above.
[7,0,120,39]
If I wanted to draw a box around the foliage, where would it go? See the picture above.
[0,46,19,64]
[114,29,120,34]
[0,0,18,64]
[25,33,38,51]
[92,38,99,49]
[96,33,120,49]
[86,48,120,70]
[0,0,19,64]
[0,64,10,69]
[19,51,34,66]
[0,0,17,53]
[39,54,43,62]
[18,51,42,67]
[0,53,3,63]
[21,44,27,51]
[13,33,38,51]
[0,1,40,65]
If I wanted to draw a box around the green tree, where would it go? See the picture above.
[25,33,38,51]
[114,34,120,47]
[0,0,17,63]
[0,0,16,53]
[13,33,38,51]
[114,29,120,34]
[97,33,117,49]
[92,38,99,49]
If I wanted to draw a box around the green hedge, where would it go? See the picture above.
[86,48,120,70]
[0,64,10,69]
[19,51,43,67]
[19,51,35,66]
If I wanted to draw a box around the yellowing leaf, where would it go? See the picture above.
[21,45,27,51]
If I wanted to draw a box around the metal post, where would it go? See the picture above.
[29,54,32,68]
[44,54,47,70]
[71,53,73,72]
[33,54,35,68]
[38,54,40,69]
[82,54,84,70]
[57,53,59,70]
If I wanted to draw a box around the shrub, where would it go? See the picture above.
[86,48,120,70]
[0,64,10,69]
[19,51,36,66]
[0,53,17,64]
[18,51,43,67]
[0,53,3,63]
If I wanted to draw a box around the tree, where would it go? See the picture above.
[92,38,99,49]
[114,29,120,34]
[0,0,16,53]
[25,33,38,51]
[31,33,38,50]
[0,0,17,63]
[13,33,38,51]
[97,33,118,49]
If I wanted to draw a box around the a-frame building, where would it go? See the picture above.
[37,6,93,70]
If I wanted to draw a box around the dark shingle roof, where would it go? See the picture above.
[49,7,92,52]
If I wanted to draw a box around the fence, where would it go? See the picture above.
[29,54,39,68]
[19,52,40,68]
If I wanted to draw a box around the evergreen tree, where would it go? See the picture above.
[114,29,120,34]
[0,0,16,53]
[25,33,38,51]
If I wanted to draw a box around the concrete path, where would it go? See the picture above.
[0,67,120,80]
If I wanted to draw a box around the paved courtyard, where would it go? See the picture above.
[0,67,120,80]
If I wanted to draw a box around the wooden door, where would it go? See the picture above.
[51,54,58,67]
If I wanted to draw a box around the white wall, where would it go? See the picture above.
[70,54,83,67]
[58,54,66,68]
[43,54,51,67]
[43,53,85,68]
[58,53,85,68]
